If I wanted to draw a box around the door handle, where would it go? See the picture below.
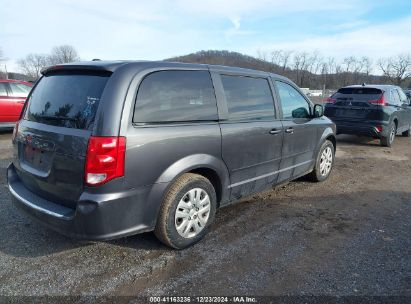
[285,127,294,134]
[269,129,281,135]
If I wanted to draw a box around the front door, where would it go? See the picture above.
[274,79,317,182]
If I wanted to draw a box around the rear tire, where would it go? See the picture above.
[381,122,396,147]
[308,140,335,182]
[154,173,217,249]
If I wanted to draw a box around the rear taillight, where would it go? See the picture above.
[369,94,386,105]
[12,122,19,142]
[325,97,336,104]
[375,125,383,133]
[85,136,126,186]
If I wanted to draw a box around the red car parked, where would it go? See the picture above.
[0,79,33,129]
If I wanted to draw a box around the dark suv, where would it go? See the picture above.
[324,84,411,147]
[7,61,336,248]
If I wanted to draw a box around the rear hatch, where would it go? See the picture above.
[13,70,111,208]
[325,87,384,121]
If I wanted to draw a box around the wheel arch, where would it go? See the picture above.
[188,167,224,207]
[315,126,336,157]
[155,154,231,207]
[393,117,399,128]
[325,134,337,151]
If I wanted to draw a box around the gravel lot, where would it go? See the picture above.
[0,130,410,297]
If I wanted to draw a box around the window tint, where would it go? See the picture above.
[0,83,8,96]
[221,75,275,121]
[334,87,383,101]
[134,71,217,123]
[25,71,110,130]
[9,83,31,97]
[337,88,382,95]
[276,81,310,119]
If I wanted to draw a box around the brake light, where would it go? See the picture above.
[375,125,383,133]
[325,97,336,104]
[369,94,385,105]
[85,136,126,186]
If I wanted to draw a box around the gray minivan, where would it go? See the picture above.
[7,61,336,248]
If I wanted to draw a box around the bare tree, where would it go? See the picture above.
[280,50,293,71]
[17,53,48,79]
[48,45,80,65]
[269,50,293,71]
[270,50,283,67]
[341,56,358,85]
[343,56,358,73]
[293,51,310,86]
[256,49,268,62]
[377,54,411,85]
[361,56,373,77]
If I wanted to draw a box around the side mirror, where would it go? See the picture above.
[292,107,310,119]
[313,104,324,118]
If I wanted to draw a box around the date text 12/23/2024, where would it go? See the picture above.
[149,296,257,303]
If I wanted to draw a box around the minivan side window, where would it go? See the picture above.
[220,75,275,121]
[134,70,218,123]
[276,81,310,119]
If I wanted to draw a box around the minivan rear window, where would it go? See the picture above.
[25,71,110,130]
[334,87,383,101]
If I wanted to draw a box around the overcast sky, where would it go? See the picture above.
[1,0,411,72]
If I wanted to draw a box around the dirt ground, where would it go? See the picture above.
[0,130,410,297]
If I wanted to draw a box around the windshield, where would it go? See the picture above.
[24,71,111,130]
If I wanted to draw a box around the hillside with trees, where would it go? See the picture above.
[1,46,410,90]
[167,50,411,90]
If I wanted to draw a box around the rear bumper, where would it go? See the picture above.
[0,122,16,129]
[333,120,389,138]
[7,163,168,240]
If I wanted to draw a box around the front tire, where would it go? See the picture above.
[309,140,335,182]
[381,122,396,147]
[154,173,217,249]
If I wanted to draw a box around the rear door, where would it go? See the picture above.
[8,82,32,120]
[0,82,15,123]
[13,70,111,208]
[274,79,317,182]
[213,71,284,200]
